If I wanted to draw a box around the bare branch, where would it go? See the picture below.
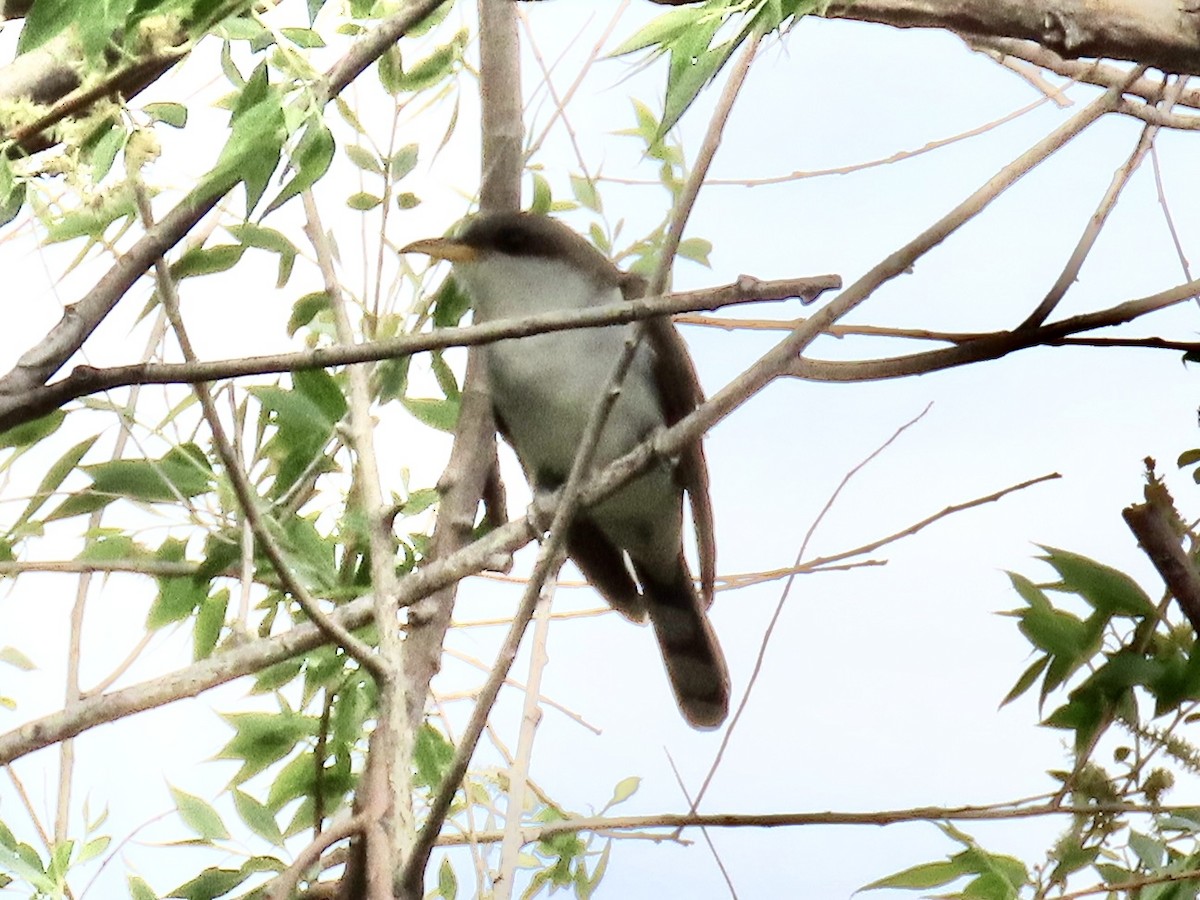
[1019,75,1183,329]
[824,0,1200,77]
[435,800,1196,846]
[266,814,367,900]
[1,275,839,433]
[493,584,555,899]
[787,274,1200,382]
[1124,467,1200,635]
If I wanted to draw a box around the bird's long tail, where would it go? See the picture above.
[637,554,730,729]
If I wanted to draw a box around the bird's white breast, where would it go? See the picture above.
[454,256,665,480]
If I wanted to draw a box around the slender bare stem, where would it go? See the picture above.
[493,583,555,899]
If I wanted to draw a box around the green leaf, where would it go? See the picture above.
[281,26,325,48]
[388,33,463,92]
[661,37,735,135]
[431,277,470,328]
[677,236,712,266]
[0,409,66,449]
[265,752,318,811]
[201,66,285,212]
[165,866,246,900]
[402,396,460,432]
[227,223,298,288]
[281,514,338,591]
[430,351,460,401]
[86,443,213,503]
[76,835,110,866]
[18,0,83,53]
[1000,655,1049,706]
[1018,602,1089,658]
[170,787,230,841]
[861,859,970,891]
[399,487,439,517]
[193,590,228,660]
[46,186,137,243]
[396,191,421,210]
[252,382,340,497]
[0,646,35,670]
[128,874,157,900]
[13,431,95,528]
[390,143,419,179]
[0,157,26,227]
[148,539,207,628]
[345,144,382,174]
[264,119,336,216]
[437,857,457,899]
[1129,830,1166,869]
[42,491,113,523]
[0,840,52,892]
[295,368,348,424]
[288,291,331,335]
[530,173,552,215]
[609,5,703,56]
[87,124,127,182]
[79,532,139,562]
[232,790,284,847]
[347,192,382,211]
[170,244,247,280]
[1039,546,1157,617]
[220,710,317,785]
[414,723,454,789]
[377,44,404,95]
[604,776,640,810]
[570,175,601,213]
[1179,449,1200,467]
[144,102,188,128]
[1044,693,1104,747]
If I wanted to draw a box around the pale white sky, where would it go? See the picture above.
[3,2,1199,898]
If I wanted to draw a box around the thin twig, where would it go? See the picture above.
[134,180,386,681]
[1019,74,1183,329]
[494,582,556,899]
[664,750,739,898]
[599,94,1056,189]
[440,644,601,734]
[433,799,1196,846]
[685,405,934,821]
[2,275,839,432]
[56,307,169,856]
[650,28,761,296]
[300,188,407,897]
[402,311,654,891]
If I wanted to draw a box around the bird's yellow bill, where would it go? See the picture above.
[399,237,478,263]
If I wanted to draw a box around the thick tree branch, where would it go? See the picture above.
[824,0,1200,77]
[787,275,1200,382]
[1124,467,1200,635]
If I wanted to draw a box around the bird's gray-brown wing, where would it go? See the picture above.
[644,317,716,608]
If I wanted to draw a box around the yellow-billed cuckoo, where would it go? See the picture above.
[402,212,729,729]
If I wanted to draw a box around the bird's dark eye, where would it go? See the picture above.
[494,226,533,255]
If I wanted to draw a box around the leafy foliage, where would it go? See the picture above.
[612,0,829,135]
[870,541,1200,897]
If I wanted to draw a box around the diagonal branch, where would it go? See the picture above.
[1018,75,1184,329]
